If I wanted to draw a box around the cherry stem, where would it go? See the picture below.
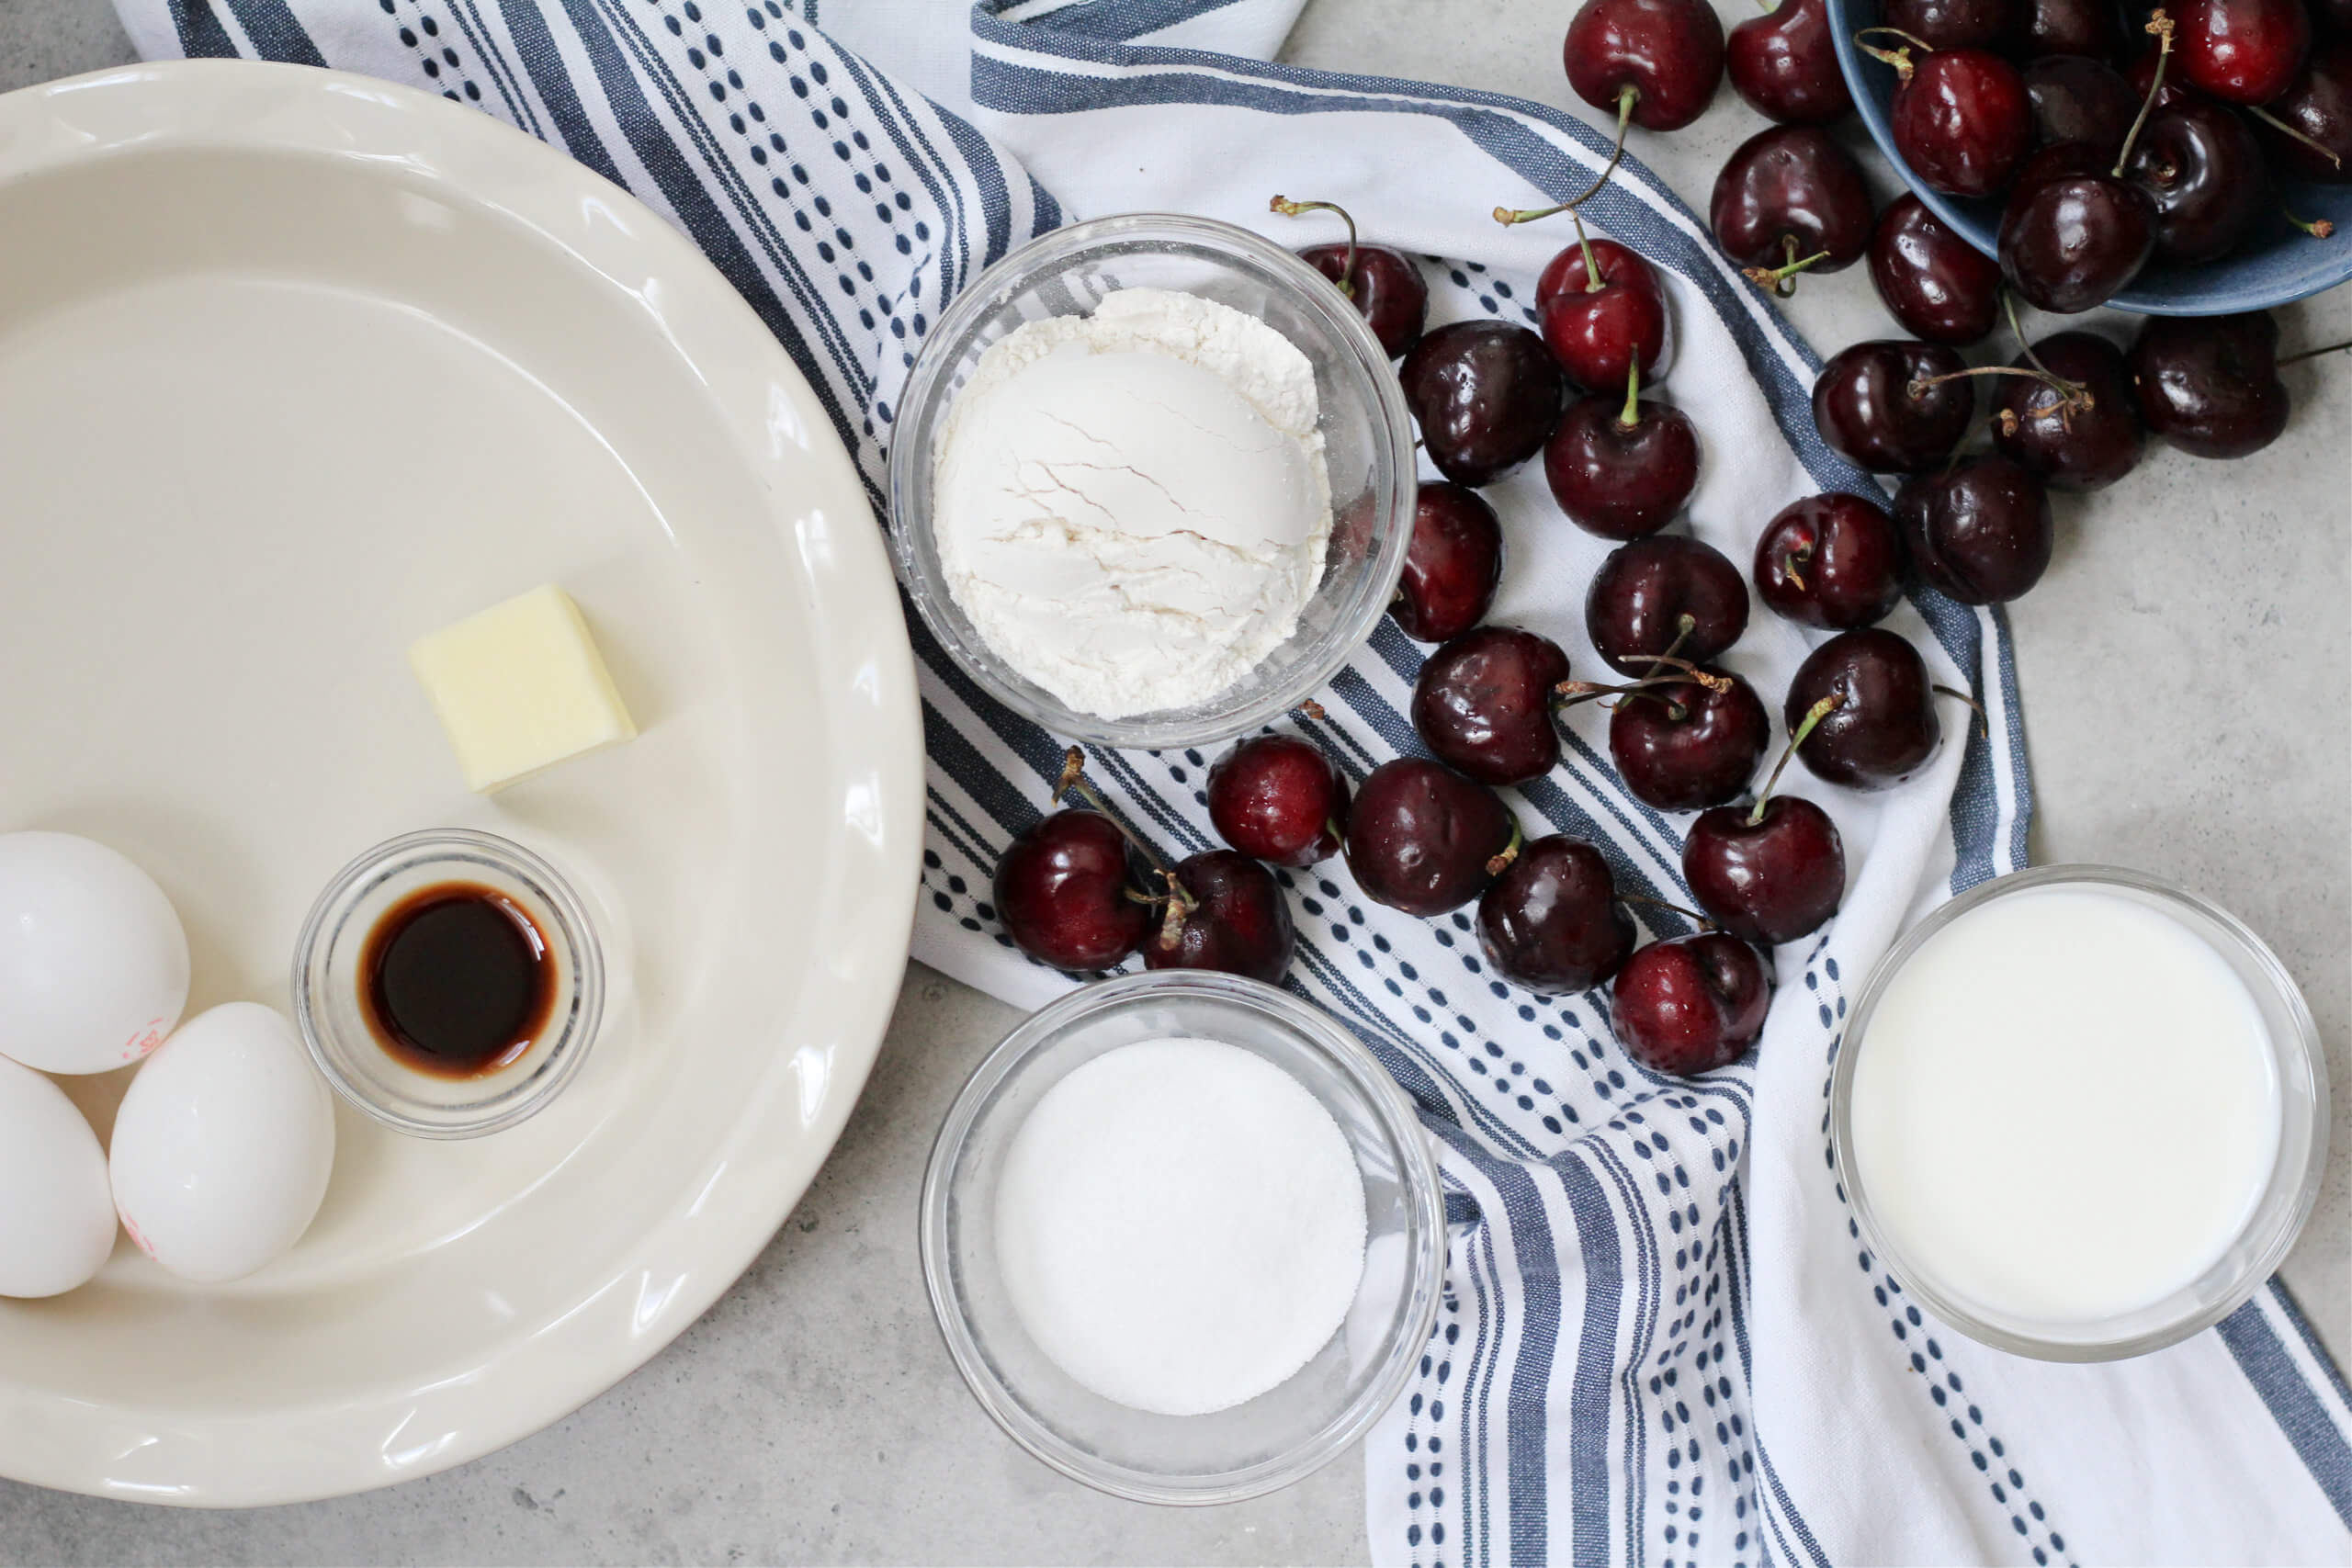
[1155,870,1195,952]
[1052,747,1173,880]
[1555,661,1730,711]
[1999,288,2059,382]
[1270,196,1359,299]
[1853,27,1929,80]
[1908,364,2093,420]
[2113,9,2175,179]
[1748,695,1836,828]
[1573,211,1606,294]
[2282,202,2337,240]
[2250,107,2346,171]
[1486,819,1525,879]
[1620,358,1644,428]
[1494,85,1637,225]
[1780,548,1809,594]
[1638,614,1696,682]
[1621,890,1713,927]
[1743,232,1831,297]
[2279,338,2352,366]
[1932,682,1990,739]
[1295,698,1329,720]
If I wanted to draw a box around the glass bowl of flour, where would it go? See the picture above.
[920,971,1446,1504]
[889,214,1417,749]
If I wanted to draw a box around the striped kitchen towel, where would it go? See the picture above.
[119,0,2352,1561]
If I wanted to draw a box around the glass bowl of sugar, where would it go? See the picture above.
[920,970,1446,1504]
[888,213,1417,751]
[1831,864,2328,1362]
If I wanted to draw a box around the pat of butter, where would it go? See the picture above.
[409,585,637,793]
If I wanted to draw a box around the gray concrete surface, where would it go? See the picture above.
[0,0,2346,1562]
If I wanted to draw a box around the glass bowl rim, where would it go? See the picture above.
[1829,862,2329,1362]
[884,210,1418,750]
[917,969,1447,1504]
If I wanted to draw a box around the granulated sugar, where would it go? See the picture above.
[992,1037,1368,1416]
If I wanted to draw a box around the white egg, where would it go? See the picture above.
[0,831,190,1075]
[0,1054,118,1297]
[109,1002,335,1284]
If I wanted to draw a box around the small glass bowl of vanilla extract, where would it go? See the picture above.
[293,829,605,1138]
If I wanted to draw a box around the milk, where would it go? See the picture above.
[1848,886,2281,1330]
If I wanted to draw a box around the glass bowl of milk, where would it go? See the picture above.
[919,970,1446,1503]
[1832,865,2327,1362]
[888,213,1418,750]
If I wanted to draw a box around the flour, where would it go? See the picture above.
[991,1037,1368,1416]
[930,288,1331,719]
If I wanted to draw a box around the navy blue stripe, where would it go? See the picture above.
[1721,1181,1831,1568]
[219,0,327,64]
[494,0,628,181]
[448,0,541,138]
[2217,1298,2352,1532]
[171,0,238,57]
[1557,1156,1623,1568]
[1587,1139,1659,1568]
[830,46,983,306]
[1465,1221,1503,1568]
[2269,1278,2352,1407]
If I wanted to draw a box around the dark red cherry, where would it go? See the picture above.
[1883,45,2035,197]
[1344,759,1522,917]
[1989,331,2146,490]
[1895,455,2054,604]
[1400,321,1568,486]
[992,811,1149,972]
[1867,193,2003,344]
[2175,0,2311,104]
[1711,126,1874,294]
[2025,55,2143,155]
[1607,669,1770,811]
[1411,626,1574,787]
[1544,376,1702,540]
[1683,796,1846,945]
[1586,536,1751,676]
[1611,933,1771,1076]
[1565,0,1728,131]
[1143,851,1296,984]
[1812,339,1974,473]
[1728,0,1856,124]
[1537,238,1669,391]
[2127,47,2205,111]
[1884,0,2016,49]
[1996,141,2155,313]
[1753,492,1907,629]
[1394,481,1506,643]
[2127,310,2290,458]
[1205,734,1351,868]
[1477,837,1637,995]
[1297,243,1430,359]
[1784,628,1942,790]
[2013,0,2124,58]
[2256,41,2352,181]
[2127,99,2269,261]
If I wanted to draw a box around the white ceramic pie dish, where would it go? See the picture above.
[0,60,921,1505]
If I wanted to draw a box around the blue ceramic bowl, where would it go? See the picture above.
[1826,0,2352,314]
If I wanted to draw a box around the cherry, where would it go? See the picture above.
[1566,0,1727,131]
[2175,0,2311,104]
[1684,798,1846,944]
[1544,367,1702,539]
[2127,310,2290,457]
[1394,481,1506,643]
[2256,41,2352,181]
[1753,492,1907,629]
[1477,836,1637,995]
[1866,35,2035,197]
[992,809,1148,971]
[1895,455,2055,604]
[1586,535,1751,676]
[1411,626,1574,786]
[1989,329,2147,489]
[1205,734,1351,868]
[1883,0,2015,50]
[1271,197,1429,359]
[1812,339,1975,473]
[1537,231,1669,392]
[1400,321,1567,486]
[1729,0,1856,125]
[2025,54,2143,155]
[1345,758,1522,917]
[1142,850,1296,984]
[2014,0,2124,57]
[1611,933,1771,1076]
[1711,125,1874,295]
[2127,99,2270,260]
[1867,193,2003,344]
[1607,668,1770,810]
[1785,627,1942,790]
[1996,140,2156,312]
